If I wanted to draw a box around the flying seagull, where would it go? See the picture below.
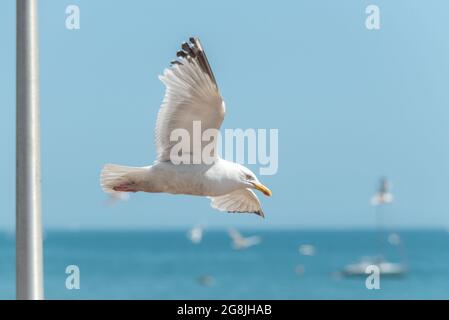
[298,244,316,256]
[228,228,262,250]
[100,37,272,217]
[187,225,204,244]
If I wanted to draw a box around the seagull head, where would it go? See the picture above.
[238,166,272,197]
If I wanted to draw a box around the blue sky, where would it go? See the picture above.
[1,0,449,230]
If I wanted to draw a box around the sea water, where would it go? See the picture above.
[1,230,448,299]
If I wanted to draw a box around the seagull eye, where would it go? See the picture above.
[244,174,253,181]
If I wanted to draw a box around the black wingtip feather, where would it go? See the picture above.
[170,37,217,86]
[176,50,187,58]
[228,210,265,218]
[170,60,183,66]
[181,42,195,57]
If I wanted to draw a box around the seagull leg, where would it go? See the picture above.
[113,182,138,193]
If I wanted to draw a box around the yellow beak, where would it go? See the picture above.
[253,183,272,197]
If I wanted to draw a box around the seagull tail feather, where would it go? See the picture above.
[100,164,148,193]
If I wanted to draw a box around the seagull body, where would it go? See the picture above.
[101,38,271,217]
[104,159,254,197]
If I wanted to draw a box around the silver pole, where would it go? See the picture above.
[16,0,44,300]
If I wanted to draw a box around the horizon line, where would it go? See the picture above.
[1,226,448,233]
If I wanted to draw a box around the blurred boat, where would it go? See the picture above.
[228,228,261,250]
[342,177,407,277]
[342,257,407,277]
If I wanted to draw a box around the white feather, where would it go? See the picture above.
[209,188,264,217]
[156,60,225,162]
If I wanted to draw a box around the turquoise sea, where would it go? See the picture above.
[1,230,448,299]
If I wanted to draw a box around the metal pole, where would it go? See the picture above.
[16,0,44,300]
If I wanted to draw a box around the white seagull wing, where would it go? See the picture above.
[156,38,225,162]
[228,228,243,242]
[209,189,264,217]
[244,236,262,247]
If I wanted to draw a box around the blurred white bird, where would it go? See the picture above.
[370,177,393,206]
[298,244,316,256]
[228,228,261,250]
[187,225,204,244]
[100,37,271,217]
[388,233,401,246]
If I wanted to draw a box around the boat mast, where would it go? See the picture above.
[372,177,392,261]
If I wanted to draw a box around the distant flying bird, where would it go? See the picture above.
[100,37,271,217]
[228,228,261,250]
[187,225,204,244]
[298,244,316,256]
[387,233,401,246]
[370,177,393,206]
